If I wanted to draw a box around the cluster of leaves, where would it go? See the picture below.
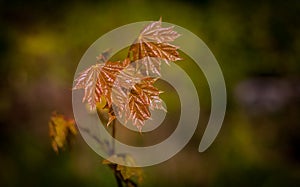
[49,112,77,153]
[49,18,182,187]
[103,154,143,187]
[73,18,182,131]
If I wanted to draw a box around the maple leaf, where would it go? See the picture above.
[73,58,130,111]
[139,17,181,43]
[127,77,165,131]
[129,18,182,76]
[49,112,77,153]
[110,74,165,131]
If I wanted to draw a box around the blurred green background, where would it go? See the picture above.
[1,0,300,186]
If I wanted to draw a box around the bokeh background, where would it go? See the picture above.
[1,0,300,186]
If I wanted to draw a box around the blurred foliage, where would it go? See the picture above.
[0,0,300,186]
[49,112,77,153]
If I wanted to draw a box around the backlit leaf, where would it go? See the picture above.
[73,58,130,111]
[139,17,181,43]
[129,18,182,76]
[127,77,165,131]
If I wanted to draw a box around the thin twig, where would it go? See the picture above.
[111,119,116,155]
[114,169,123,187]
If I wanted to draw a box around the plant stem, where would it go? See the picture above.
[114,170,123,187]
[111,120,122,187]
[110,120,138,187]
[111,119,116,155]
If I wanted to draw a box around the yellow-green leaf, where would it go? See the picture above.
[49,112,77,153]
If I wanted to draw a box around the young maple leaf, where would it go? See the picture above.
[49,113,77,153]
[127,77,165,131]
[129,18,182,76]
[73,58,130,111]
[139,17,181,43]
[111,71,165,131]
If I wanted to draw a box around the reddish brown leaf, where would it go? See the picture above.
[139,17,181,43]
[129,18,182,76]
[73,58,130,111]
[126,77,165,131]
